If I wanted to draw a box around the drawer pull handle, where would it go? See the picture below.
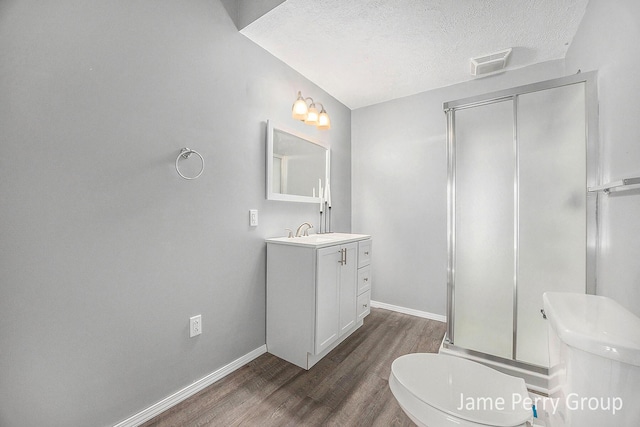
[363,304,368,308]
[364,251,369,255]
[363,278,369,282]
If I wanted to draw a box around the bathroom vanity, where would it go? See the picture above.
[266,233,372,369]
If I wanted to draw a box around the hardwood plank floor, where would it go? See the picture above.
[142,308,446,427]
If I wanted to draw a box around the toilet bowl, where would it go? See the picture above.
[389,353,532,427]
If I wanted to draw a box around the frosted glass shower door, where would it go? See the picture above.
[516,83,586,367]
[453,100,515,359]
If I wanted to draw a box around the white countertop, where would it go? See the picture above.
[266,232,371,248]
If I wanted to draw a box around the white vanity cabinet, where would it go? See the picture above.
[315,242,357,354]
[266,233,372,369]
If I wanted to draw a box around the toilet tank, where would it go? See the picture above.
[543,292,640,427]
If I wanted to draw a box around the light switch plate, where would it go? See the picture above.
[249,209,258,226]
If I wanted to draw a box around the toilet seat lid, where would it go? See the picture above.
[391,353,532,427]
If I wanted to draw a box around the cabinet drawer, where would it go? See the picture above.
[357,239,372,268]
[357,265,371,295]
[357,290,371,320]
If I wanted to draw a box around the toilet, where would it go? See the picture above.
[390,292,640,427]
[390,353,532,427]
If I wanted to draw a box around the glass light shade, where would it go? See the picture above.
[292,92,308,120]
[304,105,319,125]
[317,109,331,130]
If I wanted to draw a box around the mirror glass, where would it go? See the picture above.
[266,120,329,203]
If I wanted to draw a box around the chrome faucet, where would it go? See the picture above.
[295,222,313,237]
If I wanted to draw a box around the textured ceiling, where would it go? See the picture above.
[240,0,589,109]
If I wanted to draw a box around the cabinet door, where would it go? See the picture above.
[315,246,341,354]
[339,243,358,335]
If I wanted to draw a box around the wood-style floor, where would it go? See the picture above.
[142,308,446,427]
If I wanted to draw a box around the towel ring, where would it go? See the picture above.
[175,148,204,180]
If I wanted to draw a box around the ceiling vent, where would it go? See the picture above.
[470,48,512,76]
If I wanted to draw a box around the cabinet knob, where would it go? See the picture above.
[363,277,368,282]
[364,251,369,255]
[363,304,368,308]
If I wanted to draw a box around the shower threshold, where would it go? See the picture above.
[439,335,549,395]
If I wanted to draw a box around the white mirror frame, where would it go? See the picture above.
[266,120,330,203]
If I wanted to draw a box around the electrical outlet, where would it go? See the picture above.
[249,209,258,227]
[190,315,202,337]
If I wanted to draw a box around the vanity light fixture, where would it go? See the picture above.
[292,91,309,120]
[304,103,319,125]
[317,105,331,130]
[291,91,331,130]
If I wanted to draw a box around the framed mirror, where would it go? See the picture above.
[266,120,330,203]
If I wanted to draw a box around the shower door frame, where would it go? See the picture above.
[443,72,599,372]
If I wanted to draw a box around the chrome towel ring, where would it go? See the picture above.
[175,148,204,180]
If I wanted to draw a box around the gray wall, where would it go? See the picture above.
[352,0,640,320]
[565,0,640,317]
[0,1,350,426]
[351,60,567,316]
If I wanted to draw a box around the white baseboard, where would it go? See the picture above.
[114,345,267,427]
[370,300,447,323]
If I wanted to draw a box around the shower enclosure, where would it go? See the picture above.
[443,73,598,390]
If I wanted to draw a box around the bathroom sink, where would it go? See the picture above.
[266,232,371,248]
[295,235,340,244]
